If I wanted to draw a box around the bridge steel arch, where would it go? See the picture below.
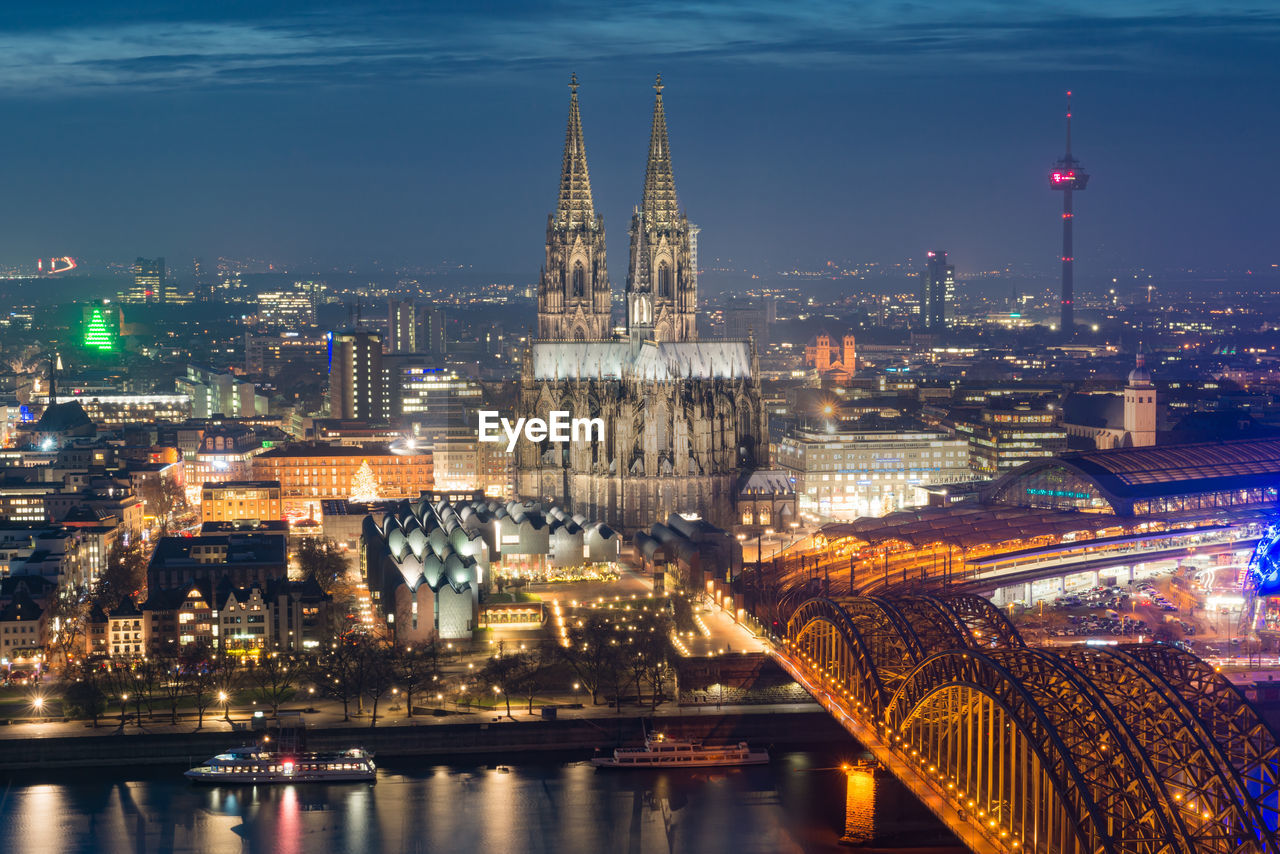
[787,597,891,714]
[781,594,1279,854]
[1121,645,1280,838]
[1057,645,1278,853]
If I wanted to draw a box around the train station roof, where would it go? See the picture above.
[985,437,1280,514]
[821,505,1111,549]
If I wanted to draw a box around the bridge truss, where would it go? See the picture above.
[781,593,1280,854]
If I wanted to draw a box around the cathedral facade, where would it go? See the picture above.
[516,76,766,531]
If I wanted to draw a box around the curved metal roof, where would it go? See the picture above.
[994,437,1280,506]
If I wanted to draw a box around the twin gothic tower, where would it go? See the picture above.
[537,74,698,344]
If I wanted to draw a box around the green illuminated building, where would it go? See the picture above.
[82,304,119,352]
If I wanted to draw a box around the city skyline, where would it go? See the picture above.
[0,2,1275,280]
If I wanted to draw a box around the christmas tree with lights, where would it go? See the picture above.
[349,460,381,503]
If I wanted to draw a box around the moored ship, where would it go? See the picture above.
[592,732,769,768]
[185,745,376,784]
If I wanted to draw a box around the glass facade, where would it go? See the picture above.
[990,464,1111,512]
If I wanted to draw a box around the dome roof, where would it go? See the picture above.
[1127,365,1152,386]
[1127,352,1152,387]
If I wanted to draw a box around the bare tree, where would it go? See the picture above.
[213,656,243,722]
[392,643,440,718]
[45,583,91,667]
[312,637,363,721]
[247,652,302,716]
[514,642,555,715]
[296,537,351,594]
[560,613,628,708]
[360,638,396,727]
[182,641,219,730]
[61,661,108,726]
[95,540,148,611]
[155,647,188,725]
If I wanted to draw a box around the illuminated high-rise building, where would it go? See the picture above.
[919,250,954,332]
[130,257,170,303]
[328,330,385,422]
[256,291,315,328]
[388,300,417,352]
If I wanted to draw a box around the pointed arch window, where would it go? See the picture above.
[572,262,585,297]
[657,262,671,297]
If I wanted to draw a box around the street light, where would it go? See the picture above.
[219,690,230,722]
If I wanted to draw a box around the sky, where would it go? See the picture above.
[0,1,1276,283]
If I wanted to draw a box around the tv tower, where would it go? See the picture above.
[1049,91,1089,336]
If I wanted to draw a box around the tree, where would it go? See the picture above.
[360,638,396,727]
[559,613,626,706]
[101,664,136,730]
[295,537,351,595]
[480,648,528,718]
[45,583,91,667]
[182,642,219,730]
[155,647,188,725]
[62,661,108,726]
[95,539,148,611]
[349,460,381,503]
[131,657,162,723]
[145,476,189,536]
[312,637,363,721]
[247,652,302,716]
[392,643,440,718]
[635,613,673,709]
[213,656,243,722]
[513,642,555,715]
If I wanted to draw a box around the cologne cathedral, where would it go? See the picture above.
[515,75,766,531]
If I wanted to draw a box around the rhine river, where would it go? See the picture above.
[0,752,959,854]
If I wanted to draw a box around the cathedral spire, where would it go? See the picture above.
[539,74,611,341]
[641,73,679,227]
[556,72,595,229]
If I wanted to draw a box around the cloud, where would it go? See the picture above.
[0,1,1274,95]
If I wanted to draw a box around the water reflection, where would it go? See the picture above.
[0,752,952,854]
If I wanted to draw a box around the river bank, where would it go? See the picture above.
[0,708,855,773]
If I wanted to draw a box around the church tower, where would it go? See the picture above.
[1123,350,1157,447]
[627,75,697,343]
[538,74,611,341]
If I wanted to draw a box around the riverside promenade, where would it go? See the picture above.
[0,700,843,772]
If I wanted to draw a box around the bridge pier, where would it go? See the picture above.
[840,765,879,845]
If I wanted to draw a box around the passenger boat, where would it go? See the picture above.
[592,731,769,768]
[184,745,376,784]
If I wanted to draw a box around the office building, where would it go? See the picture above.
[919,250,955,331]
[251,442,432,516]
[775,418,971,521]
[126,256,174,304]
[177,365,267,419]
[201,481,283,523]
[328,330,385,422]
[256,291,316,329]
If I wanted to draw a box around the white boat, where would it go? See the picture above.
[592,732,769,768]
[185,745,376,784]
